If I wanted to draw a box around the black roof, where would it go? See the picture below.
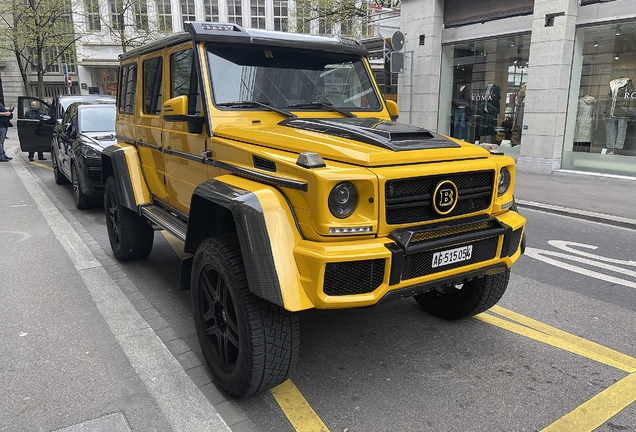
[119,22,368,61]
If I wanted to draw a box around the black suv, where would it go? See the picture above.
[17,95,115,157]
[52,102,116,209]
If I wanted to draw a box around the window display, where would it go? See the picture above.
[564,22,636,176]
[444,34,530,152]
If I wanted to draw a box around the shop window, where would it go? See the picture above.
[444,34,530,148]
[563,22,636,177]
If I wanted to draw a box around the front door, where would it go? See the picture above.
[17,97,55,153]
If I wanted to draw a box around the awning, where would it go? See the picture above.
[78,58,119,68]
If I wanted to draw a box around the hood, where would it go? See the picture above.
[214,117,489,166]
[79,132,117,148]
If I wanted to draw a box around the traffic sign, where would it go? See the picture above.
[67,76,72,87]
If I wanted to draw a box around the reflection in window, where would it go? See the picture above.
[171,50,201,115]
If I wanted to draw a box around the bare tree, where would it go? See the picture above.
[0,0,81,98]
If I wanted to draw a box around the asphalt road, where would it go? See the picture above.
[23,160,636,432]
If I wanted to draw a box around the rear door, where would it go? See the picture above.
[17,96,55,153]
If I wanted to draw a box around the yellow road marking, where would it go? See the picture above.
[270,380,330,432]
[31,161,52,170]
[474,313,636,373]
[542,373,636,431]
[490,305,636,371]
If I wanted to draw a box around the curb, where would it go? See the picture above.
[516,199,636,231]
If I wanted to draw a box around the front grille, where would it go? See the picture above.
[323,259,385,296]
[385,170,494,224]
[507,228,523,256]
[401,236,498,280]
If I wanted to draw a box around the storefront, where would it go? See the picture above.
[439,34,531,161]
[563,21,636,177]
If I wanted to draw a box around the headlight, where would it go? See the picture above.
[498,167,511,195]
[328,182,358,218]
[82,146,101,159]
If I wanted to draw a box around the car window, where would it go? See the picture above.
[171,49,200,115]
[144,57,163,115]
[78,107,116,133]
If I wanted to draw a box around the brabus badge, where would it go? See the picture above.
[432,180,458,215]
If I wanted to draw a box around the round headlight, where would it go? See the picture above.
[498,167,511,195]
[328,182,358,218]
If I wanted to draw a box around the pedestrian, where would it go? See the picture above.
[0,101,14,162]
[24,101,47,161]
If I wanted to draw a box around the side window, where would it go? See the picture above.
[171,49,200,115]
[143,57,163,115]
[118,63,137,114]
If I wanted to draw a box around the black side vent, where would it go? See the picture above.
[253,156,276,172]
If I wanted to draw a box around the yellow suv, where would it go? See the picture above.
[103,22,526,398]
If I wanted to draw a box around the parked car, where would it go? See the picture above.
[16,95,115,157]
[52,102,116,209]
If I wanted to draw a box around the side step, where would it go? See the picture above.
[141,205,187,243]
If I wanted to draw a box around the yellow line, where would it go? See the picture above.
[31,161,53,171]
[474,313,636,373]
[490,305,636,371]
[270,380,330,432]
[542,373,636,431]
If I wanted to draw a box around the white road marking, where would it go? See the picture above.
[525,246,636,289]
[548,240,636,266]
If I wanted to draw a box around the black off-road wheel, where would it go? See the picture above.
[104,176,154,261]
[52,149,68,185]
[191,235,300,398]
[72,162,92,209]
[414,269,510,320]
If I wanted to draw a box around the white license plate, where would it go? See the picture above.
[431,245,473,268]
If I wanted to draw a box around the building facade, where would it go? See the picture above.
[399,0,636,177]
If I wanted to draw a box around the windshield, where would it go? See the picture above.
[78,106,116,133]
[206,44,381,111]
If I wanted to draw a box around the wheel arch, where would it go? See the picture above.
[185,177,313,312]
[101,144,150,212]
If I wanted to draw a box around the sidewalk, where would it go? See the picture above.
[0,135,238,431]
[514,169,636,230]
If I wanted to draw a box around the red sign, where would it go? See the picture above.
[67,76,72,87]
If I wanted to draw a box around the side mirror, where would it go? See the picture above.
[63,123,75,136]
[386,100,399,122]
[163,95,205,134]
[40,115,51,122]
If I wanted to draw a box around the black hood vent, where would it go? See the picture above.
[280,118,461,152]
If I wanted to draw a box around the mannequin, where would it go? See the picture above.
[479,82,500,143]
[453,84,470,140]
[511,83,526,145]
[573,94,595,151]
[605,77,635,154]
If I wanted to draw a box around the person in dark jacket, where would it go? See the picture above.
[0,102,14,162]
[24,101,46,161]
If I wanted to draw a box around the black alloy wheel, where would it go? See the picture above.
[104,176,154,261]
[52,148,68,185]
[72,162,91,209]
[191,235,300,398]
[414,268,510,320]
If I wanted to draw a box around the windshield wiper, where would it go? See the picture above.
[287,102,356,118]
[217,101,296,118]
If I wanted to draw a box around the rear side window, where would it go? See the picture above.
[143,57,163,115]
[119,63,137,114]
[171,49,200,115]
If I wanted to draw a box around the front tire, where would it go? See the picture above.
[72,162,91,209]
[52,149,68,185]
[414,269,510,320]
[104,176,154,260]
[191,236,300,398]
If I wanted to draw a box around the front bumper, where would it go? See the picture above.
[294,210,525,309]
